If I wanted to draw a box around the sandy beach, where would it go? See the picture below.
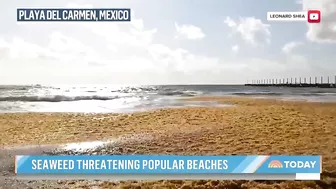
[1,97,336,188]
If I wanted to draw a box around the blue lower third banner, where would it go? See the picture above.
[17,9,131,22]
[15,155,321,180]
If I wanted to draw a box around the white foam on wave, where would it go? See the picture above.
[3,133,154,155]
[60,140,113,152]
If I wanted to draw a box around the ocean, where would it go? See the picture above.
[0,84,336,113]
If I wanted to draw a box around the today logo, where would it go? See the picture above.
[283,161,317,168]
[268,160,317,169]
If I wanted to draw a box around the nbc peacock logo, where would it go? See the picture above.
[268,160,283,168]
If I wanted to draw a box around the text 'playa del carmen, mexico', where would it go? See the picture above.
[17,9,131,21]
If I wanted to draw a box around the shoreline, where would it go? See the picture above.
[1,94,336,114]
[1,96,336,188]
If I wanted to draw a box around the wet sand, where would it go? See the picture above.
[1,97,336,188]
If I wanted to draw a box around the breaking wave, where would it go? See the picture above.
[1,85,335,104]
[158,90,201,97]
[0,90,202,102]
[0,95,119,102]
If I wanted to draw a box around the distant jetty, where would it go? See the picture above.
[245,76,336,88]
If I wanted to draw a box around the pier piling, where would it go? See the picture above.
[245,75,336,88]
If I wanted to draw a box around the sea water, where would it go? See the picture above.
[0,84,335,113]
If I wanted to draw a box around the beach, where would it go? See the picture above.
[1,96,336,188]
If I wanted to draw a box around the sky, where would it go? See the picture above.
[0,0,336,85]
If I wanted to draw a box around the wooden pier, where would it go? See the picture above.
[245,76,336,88]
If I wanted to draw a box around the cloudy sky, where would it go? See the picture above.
[0,0,335,85]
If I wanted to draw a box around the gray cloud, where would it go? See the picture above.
[302,0,336,43]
